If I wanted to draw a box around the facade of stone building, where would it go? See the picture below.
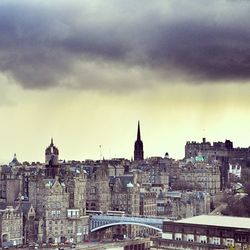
[185,138,230,160]
[29,170,88,243]
[20,202,36,245]
[86,164,111,212]
[42,178,69,244]
[0,166,23,205]
[0,206,23,247]
[139,190,157,216]
[64,170,87,215]
[29,175,89,244]
[135,168,169,190]
[109,175,142,239]
[157,191,210,219]
[110,175,140,216]
[132,157,170,192]
[63,169,89,243]
[170,160,221,195]
[107,163,125,177]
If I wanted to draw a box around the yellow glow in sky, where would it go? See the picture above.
[1,79,250,164]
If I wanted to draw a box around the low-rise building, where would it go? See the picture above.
[151,215,250,250]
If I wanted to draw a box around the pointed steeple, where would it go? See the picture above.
[51,138,54,146]
[137,121,141,141]
[134,121,144,161]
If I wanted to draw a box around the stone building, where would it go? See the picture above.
[86,164,111,212]
[184,138,250,188]
[157,191,210,219]
[0,165,23,205]
[185,138,230,160]
[185,138,250,167]
[107,163,125,177]
[170,159,221,195]
[132,156,170,192]
[28,140,89,244]
[110,175,140,215]
[41,178,69,243]
[19,202,36,245]
[139,189,157,216]
[63,169,87,216]
[109,174,141,239]
[139,189,157,238]
[0,206,23,247]
[29,172,89,244]
[63,169,89,243]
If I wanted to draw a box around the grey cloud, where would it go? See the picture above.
[0,0,250,90]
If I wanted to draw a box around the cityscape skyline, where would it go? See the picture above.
[1,1,250,163]
[1,123,250,164]
[0,1,250,249]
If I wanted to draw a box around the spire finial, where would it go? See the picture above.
[137,120,141,141]
[51,138,54,145]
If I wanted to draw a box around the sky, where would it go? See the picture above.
[1,0,250,163]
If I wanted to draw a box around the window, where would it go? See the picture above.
[91,187,96,194]
[226,239,234,246]
[187,234,194,242]
[213,237,220,245]
[52,210,61,217]
[175,233,182,241]
[236,235,247,243]
[200,235,207,244]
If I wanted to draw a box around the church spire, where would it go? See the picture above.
[134,121,144,161]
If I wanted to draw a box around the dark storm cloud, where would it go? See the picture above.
[0,0,250,90]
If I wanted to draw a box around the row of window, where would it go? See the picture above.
[48,220,64,225]
[173,235,237,245]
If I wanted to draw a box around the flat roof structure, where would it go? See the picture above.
[174,215,250,230]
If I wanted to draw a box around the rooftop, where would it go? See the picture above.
[174,215,250,230]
